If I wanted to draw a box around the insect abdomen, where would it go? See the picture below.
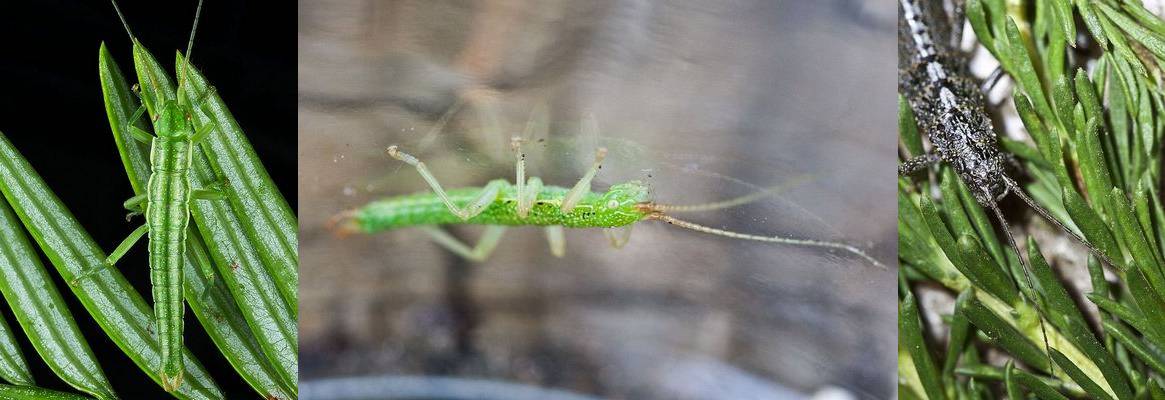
[145,135,193,385]
[353,184,633,231]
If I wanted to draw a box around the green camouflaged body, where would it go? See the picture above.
[355,180,651,231]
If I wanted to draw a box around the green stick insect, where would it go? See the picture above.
[335,132,887,269]
[72,0,220,391]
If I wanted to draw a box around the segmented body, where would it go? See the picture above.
[353,180,649,232]
[898,0,1066,370]
[145,101,195,388]
[898,0,1007,203]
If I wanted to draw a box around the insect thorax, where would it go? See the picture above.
[155,102,194,138]
[899,1,1009,207]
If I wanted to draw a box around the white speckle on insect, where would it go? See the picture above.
[607,200,618,209]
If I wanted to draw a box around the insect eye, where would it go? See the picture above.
[606,200,619,209]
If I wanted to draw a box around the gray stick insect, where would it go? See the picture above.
[71,0,223,392]
[897,0,1118,370]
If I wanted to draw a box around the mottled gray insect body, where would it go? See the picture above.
[898,0,1009,206]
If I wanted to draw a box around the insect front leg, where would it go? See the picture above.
[420,225,507,262]
[125,106,155,143]
[603,225,633,249]
[71,224,149,286]
[190,124,214,145]
[387,145,504,220]
[898,153,941,175]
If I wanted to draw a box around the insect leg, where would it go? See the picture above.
[121,104,156,144]
[119,101,153,143]
[190,124,214,144]
[518,177,542,218]
[387,146,503,220]
[128,125,155,144]
[950,0,966,49]
[420,225,507,262]
[512,136,529,217]
[124,193,146,211]
[105,223,148,266]
[192,187,225,201]
[603,225,633,248]
[898,153,941,175]
[561,147,608,213]
[545,225,565,257]
[122,194,147,221]
[510,135,545,218]
[980,66,1006,94]
[71,224,149,286]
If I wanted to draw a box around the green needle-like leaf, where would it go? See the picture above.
[1027,238,1133,400]
[176,54,298,316]
[961,295,1050,372]
[901,288,946,400]
[0,309,31,386]
[100,43,295,399]
[0,199,116,399]
[0,132,222,399]
[0,384,93,400]
[132,44,298,392]
[1102,320,1165,377]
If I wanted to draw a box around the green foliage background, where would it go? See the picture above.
[0,37,296,400]
[899,0,1165,398]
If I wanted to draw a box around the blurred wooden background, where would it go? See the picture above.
[299,0,896,398]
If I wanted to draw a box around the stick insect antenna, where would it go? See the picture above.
[110,0,135,40]
[647,213,887,269]
[177,0,205,102]
[650,174,811,213]
[1005,178,1120,268]
[985,200,1055,374]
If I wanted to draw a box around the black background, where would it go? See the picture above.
[0,0,294,398]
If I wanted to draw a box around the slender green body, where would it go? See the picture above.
[355,180,650,232]
[350,145,886,268]
[145,102,194,389]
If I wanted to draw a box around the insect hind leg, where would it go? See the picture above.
[388,145,504,220]
[72,224,149,286]
[421,225,507,262]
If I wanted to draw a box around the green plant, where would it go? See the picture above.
[0,35,295,400]
[899,0,1165,398]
